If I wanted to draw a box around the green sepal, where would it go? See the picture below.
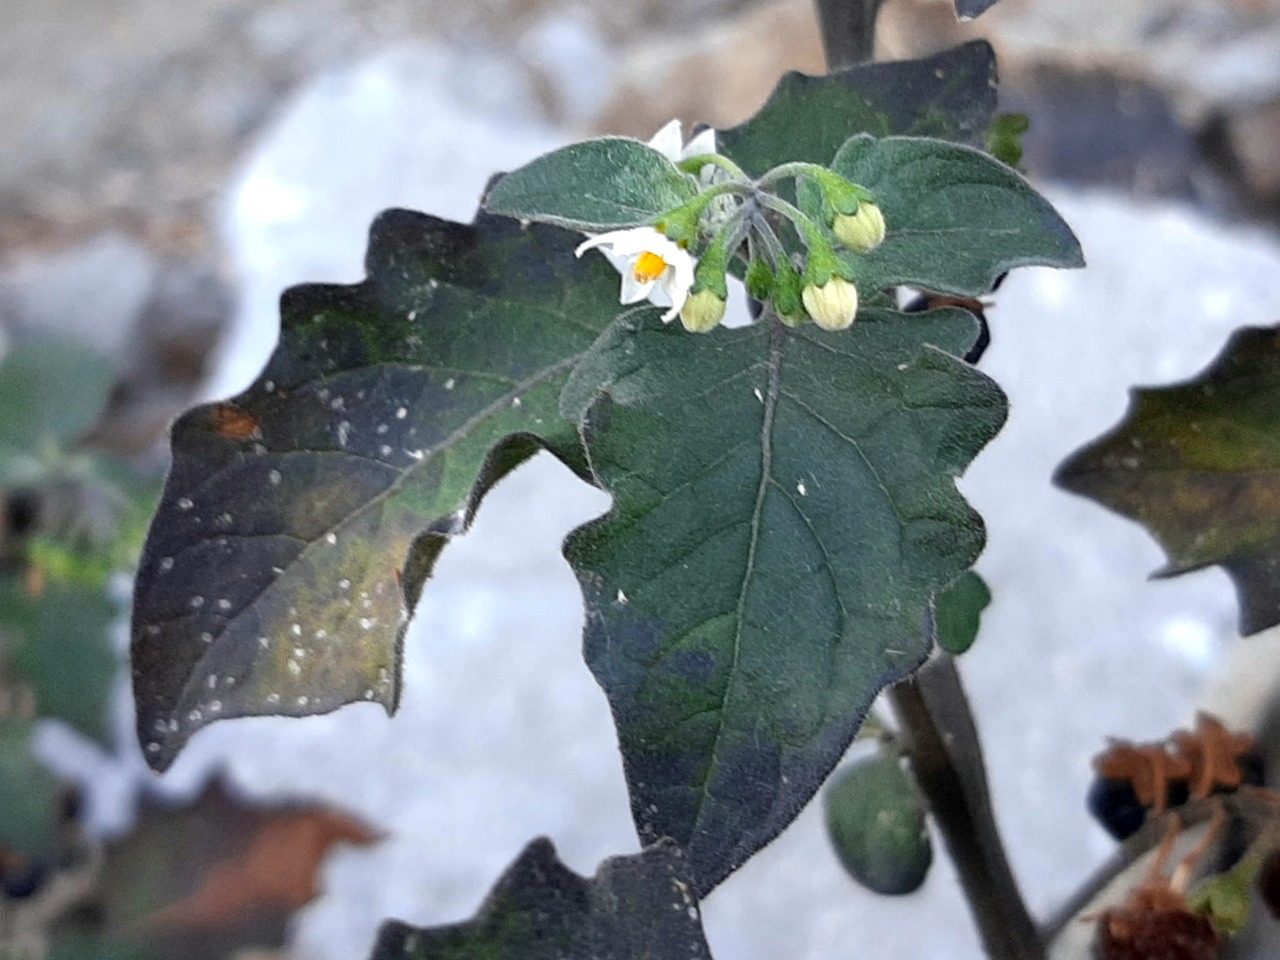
[745,259,775,301]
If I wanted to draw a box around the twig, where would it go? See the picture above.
[812,0,885,70]
[888,655,1045,960]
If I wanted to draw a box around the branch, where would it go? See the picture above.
[811,0,885,70]
[888,655,1044,960]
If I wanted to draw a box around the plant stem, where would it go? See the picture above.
[812,0,885,69]
[888,655,1044,960]
[807,2,1036,952]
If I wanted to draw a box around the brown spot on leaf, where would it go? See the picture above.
[210,404,261,441]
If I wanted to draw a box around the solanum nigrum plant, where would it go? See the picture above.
[121,0,1246,953]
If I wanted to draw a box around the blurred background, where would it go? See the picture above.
[3,0,1280,957]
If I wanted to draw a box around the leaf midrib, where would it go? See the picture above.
[691,322,785,835]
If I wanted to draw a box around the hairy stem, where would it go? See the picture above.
[812,0,885,69]
[888,655,1044,960]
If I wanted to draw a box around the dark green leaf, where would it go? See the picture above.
[934,570,991,656]
[0,578,119,745]
[371,838,712,960]
[1056,324,1280,635]
[132,208,624,771]
[564,307,1004,893]
[0,336,114,487]
[824,752,932,895]
[0,718,62,857]
[829,136,1084,297]
[484,138,697,232]
[717,41,998,178]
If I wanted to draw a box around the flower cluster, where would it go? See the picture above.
[574,120,886,334]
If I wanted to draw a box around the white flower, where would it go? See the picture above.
[648,119,717,165]
[576,227,695,322]
[649,119,734,230]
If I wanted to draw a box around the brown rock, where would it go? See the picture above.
[593,0,826,138]
[1228,97,1280,202]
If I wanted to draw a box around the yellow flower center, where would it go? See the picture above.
[632,250,669,284]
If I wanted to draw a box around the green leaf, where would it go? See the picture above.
[483,138,697,232]
[986,113,1030,170]
[824,752,932,895]
[717,41,998,178]
[0,718,62,857]
[828,136,1084,297]
[563,307,1005,893]
[0,336,114,487]
[52,779,378,960]
[131,208,624,771]
[370,838,712,960]
[934,570,991,656]
[1056,324,1280,636]
[0,577,120,745]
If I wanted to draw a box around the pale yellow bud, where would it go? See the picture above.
[832,203,886,254]
[680,288,727,333]
[802,277,859,331]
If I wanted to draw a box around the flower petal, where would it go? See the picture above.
[620,272,656,304]
[576,229,631,258]
[682,126,717,159]
[657,249,695,322]
[648,120,685,163]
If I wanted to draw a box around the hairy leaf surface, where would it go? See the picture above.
[564,307,1005,892]
[717,41,998,177]
[828,136,1084,296]
[371,838,711,960]
[484,139,697,232]
[1057,325,1280,635]
[132,209,623,770]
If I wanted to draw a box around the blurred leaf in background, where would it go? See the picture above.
[49,780,380,960]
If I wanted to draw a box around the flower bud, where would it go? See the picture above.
[832,203,886,254]
[680,288,727,333]
[802,277,859,331]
